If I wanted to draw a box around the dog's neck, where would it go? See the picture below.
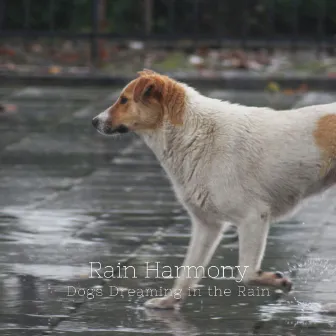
[138,89,216,185]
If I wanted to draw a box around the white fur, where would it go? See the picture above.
[94,83,336,309]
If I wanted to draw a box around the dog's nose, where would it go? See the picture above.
[92,117,99,128]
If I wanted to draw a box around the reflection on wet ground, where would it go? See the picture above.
[1,86,336,335]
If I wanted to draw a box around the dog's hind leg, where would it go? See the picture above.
[144,214,224,309]
[237,209,292,292]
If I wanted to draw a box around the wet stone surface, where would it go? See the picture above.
[0,86,336,335]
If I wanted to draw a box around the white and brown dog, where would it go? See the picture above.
[92,69,336,309]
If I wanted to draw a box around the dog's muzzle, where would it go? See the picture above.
[92,116,129,135]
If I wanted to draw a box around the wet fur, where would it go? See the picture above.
[93,70,336,309]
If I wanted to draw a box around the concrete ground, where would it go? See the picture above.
[1,85,336,336]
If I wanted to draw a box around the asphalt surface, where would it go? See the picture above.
[1,86,336,336]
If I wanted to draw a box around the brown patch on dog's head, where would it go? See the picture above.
[105,69,186,133]
[314,114,336,176]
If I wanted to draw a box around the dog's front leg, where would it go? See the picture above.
[237,209,292,291]
[144,215,224,309]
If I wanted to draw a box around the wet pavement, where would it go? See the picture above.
[1,85,336,336]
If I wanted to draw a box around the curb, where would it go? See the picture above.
[1,73,336,91]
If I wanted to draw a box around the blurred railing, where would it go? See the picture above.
[0,0,335,66]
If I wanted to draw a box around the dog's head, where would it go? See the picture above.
[92,69,186,136]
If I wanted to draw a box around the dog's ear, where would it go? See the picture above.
[133,76,160,103]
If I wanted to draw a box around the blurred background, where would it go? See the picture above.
[0,0,336,77]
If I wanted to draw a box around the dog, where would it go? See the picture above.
[92,69,336,309]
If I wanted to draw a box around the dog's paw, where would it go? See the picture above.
[144,296,178,310]
[273,271,293,292]
[249,271,293,292]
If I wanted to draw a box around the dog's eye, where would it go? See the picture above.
[120,97,128,104]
